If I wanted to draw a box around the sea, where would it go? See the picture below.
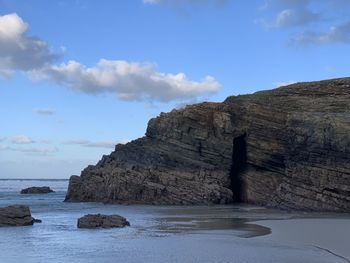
[0,179,349,263]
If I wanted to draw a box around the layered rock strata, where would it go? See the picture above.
[0,205,38,227]
[21,186,54,194]
[77,214,130,229]
[65,78,350,211]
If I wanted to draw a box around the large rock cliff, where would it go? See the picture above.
[65,78,350,211]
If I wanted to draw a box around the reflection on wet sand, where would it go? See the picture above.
[154,217,271,237]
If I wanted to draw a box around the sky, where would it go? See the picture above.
[0,0,350,179]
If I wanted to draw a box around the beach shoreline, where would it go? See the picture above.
[1,179,350,263]
[253,218,350,261]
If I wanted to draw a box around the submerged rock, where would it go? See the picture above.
[65,78,350,212]
[77,214,130,229]
[0,205,39,227]
[21,186,54,194]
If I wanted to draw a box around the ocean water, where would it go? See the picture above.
[0,179,349,263]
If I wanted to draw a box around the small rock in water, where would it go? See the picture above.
[33,218,42,223]
[0,205,40,227]
[20,186,54,194]
[77,214,130,229]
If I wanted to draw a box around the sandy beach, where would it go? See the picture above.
[1,179,350,263]
[255,218,350,262]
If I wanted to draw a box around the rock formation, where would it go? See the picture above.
[21,186,54,194]
[65,78,350,212]
[77,214,130,229]
[0,205,39,227]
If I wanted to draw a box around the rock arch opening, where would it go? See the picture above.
[230,133,247,203]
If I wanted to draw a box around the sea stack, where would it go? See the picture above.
[21,186,54,194]
[77,214,130,229]
[0,205,39,227]
[65,78,350,212]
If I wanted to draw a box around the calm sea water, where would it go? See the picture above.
[0,179,349,263]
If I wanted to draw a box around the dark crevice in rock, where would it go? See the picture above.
[323,187,339,194]
[230,133,247,203]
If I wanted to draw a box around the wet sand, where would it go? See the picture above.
[254,218,350,262]
[1,179,350,263]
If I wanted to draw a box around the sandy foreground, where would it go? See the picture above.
[254,218,350,262]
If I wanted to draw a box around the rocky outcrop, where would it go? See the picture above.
[0,205,39,227]
[21,186,54,194]
[65,78,350,212]
[77,214,130,229]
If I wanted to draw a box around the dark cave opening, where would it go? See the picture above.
[230,133,247,203]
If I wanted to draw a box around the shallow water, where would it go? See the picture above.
[0,179,349,263]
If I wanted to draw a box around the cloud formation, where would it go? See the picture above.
[274,8,319,28]
[260,0,350,46]
[1,145,58,155]
[30,60,220,102]
[33,108,55,115]
[263,0,319,27]
[0,13,220,102]
[64,139,128,148]
[11,135,35,144]
[0,13,59,77]
[290,22,350,45]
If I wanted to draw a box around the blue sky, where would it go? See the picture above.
[0,0,349,178]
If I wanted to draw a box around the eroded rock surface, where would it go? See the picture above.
[77,214,130,229]
[0,205,38,227]
[21,186,54,194]
[65,78,350,211]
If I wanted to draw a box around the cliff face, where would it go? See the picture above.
[65,78,350,211]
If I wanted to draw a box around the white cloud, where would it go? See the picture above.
[0,13,220,102]
[0,137,5,142]
[30,59,220,102]
[11,135,35,144]
[15,146,58,155]
[33,108,55,115]
[260,0,320,28]
[274,8,319,27]
[0,13,59,77]
[290,23,350,45]
[0,145,58,155]
[64,139,129,148]
[260,0,350,46]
